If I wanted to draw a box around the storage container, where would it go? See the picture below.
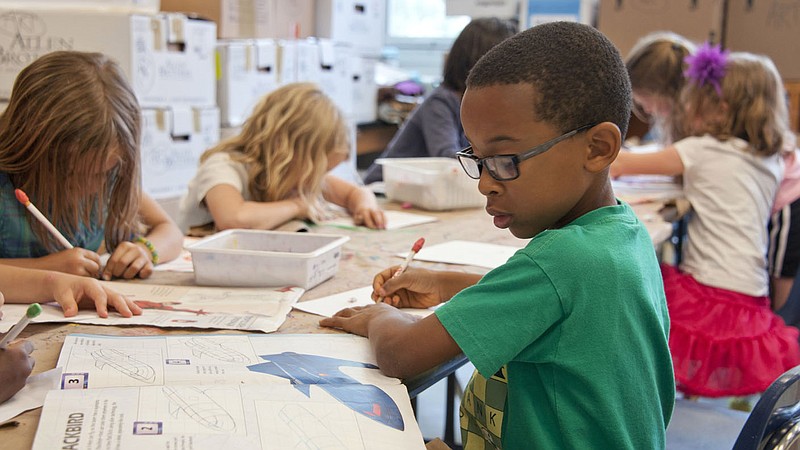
[377,158,484,210]
[187,229,349,289]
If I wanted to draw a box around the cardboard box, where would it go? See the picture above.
[216,39,278,127]
[351,55,377,124]
[255,0,315,38]
[0,9,216,107]
[786,81,800,133]
[725,0,800,80]
[276,39,298,84]
[187,230,350,288]
[315,0,385,56]
[3,0,159,13]
[140,106,220,199]
[161,0,242,38]
[597,0,725,58]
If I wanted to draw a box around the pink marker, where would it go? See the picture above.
[15,189,73,249]
[393,237,425,278]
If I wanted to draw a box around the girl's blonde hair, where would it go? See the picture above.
[683,52,789,157]
[202,83,350,221]
[0,51,141,251]
[626,32,697,144]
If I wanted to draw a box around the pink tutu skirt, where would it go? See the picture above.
[662,264,800,397]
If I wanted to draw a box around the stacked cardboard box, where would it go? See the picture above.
[0,6,220,206]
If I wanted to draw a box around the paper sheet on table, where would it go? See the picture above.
[33,333,425,449]
[33,383,425,450]
[397,240,522,269]
[152,249,194,272]
[0,368,61,424]
[321,210,438,230]
[98,237,198,273]
[0,283,304,334]
[612,175,684,204]
[293,286,437,318]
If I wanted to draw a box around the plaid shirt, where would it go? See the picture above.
[0,172,104,257]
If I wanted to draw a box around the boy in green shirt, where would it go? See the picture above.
[322,21,674,449]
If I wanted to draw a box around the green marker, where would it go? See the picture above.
[0,303,42,349]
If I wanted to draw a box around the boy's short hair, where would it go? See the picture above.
[467,21,632,138]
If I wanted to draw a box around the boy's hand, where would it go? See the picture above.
[0,340,34,403]
[372,267,443,308]
[41,248,102,278]
[102,241,154,280]
[46,272,142,318]
[319,303,398,336]
[352,206,386,229]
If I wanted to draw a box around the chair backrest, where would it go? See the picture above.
[733,364,800,449]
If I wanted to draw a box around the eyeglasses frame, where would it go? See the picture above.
[455,123,596,181]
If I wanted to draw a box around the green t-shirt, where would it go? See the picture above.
[436,202,674,449]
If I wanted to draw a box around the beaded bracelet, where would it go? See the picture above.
[133,236,159,265]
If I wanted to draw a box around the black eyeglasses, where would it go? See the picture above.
[456,124,595,181]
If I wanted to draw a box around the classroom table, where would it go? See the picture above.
[0,199,676,449]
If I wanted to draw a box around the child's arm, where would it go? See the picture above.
[0,339,34,403]
[322,174,386,229]
[320,305,462,379]
[204,184,307,230]
[321,266,479,378]
[610,145,684,178]
[0,266,141,317]
[102,194,183,280]
[0,248,102,278]
[370,266,481,308]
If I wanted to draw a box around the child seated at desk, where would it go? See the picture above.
[0,51,183,281]
[178,83,386,233]
[322,22,675,449]
[613,46,800,397]
[0,265,141,403]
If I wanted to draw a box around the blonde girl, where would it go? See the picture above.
[0,51,183,280]
[612,47,800,396]
[625,31,696,145]
[179,82,385,232]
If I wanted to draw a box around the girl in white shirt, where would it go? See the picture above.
[179,83,385,233]
[612,47,800,397]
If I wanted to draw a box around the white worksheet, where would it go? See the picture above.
[33,333,425,449]
[321,210,438,230]
[0,283,304,333]
[294,286,437,318]
[397,240,522,269]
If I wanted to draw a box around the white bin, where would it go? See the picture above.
[378,158,484,211]
[187,230,349,289]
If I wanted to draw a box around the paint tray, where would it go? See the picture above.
[187,229,349,289]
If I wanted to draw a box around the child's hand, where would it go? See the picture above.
[319,303,399,336]
[353,206,386,229]
[372,267,443,308]
[102,241,154,280]
[46,272,142,318]
[0,339,34,403]
[41,248,102,278]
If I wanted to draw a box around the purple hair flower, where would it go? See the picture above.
[684,42,729,96]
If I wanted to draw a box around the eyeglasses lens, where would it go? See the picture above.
[485,157,517,180]
[458,155,481,179]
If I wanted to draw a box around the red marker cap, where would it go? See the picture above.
[411,238,425,253]
[14,188,30,206]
